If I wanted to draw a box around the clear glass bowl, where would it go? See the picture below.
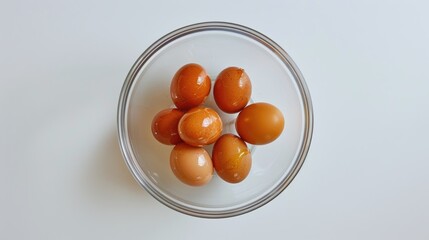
[117,22,313,218]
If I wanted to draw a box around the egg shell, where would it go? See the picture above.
[170,143,213,186]
[178,106,223,147]
[151,108,185,145]
[170,63,211,110]
[212,134,252,183]
[214,67,252,113]
[235,102,284,145]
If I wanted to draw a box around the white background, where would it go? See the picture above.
[1,0,428,239]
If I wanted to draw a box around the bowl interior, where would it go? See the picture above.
[125,28,308,213]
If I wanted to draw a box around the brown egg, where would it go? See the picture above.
[170,143,213,186]
[170,63,211,110]
[236,103,284,145]
[214,67,252,113]
[212,134,252,183]
[178,106,223,147]
[151,108,185,145]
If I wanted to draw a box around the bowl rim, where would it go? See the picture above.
[117,21,314,218]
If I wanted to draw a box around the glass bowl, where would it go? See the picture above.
[117,22,313,218]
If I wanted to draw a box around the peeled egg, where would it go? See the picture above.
[151,108,185,145]
[170,63,211,110]
[214,67,252,113]
[170,143,213,186]
[236,102,284,145]
[212,134,252,183]
[178,106,223,147]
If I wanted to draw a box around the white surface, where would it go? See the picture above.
[1,0,428,239]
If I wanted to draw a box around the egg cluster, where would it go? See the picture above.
[151,63,284,186]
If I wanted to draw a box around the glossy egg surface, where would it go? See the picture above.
[151,108,184,145]
[170,63,211,110]
[235,102,284,145]
[170,143,213,186]
[214,67,252,113]
[212,134,252,183]
[178,106,223,147]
